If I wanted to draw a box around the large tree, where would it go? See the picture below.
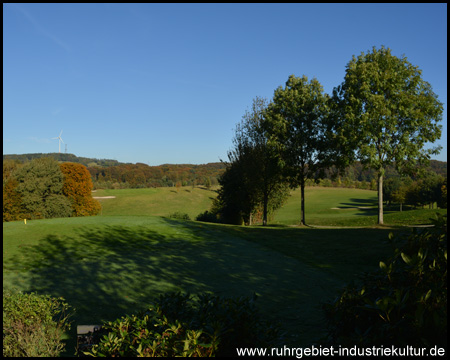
[60,162,101,216]
[14,157,72,219]
[265,75,333,226]
[217,97,289,225]
[333,46,443,224]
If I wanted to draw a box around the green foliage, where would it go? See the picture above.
[4,153,444,194]
[168,211,191,220]
[83,292,282,357]
[196,210,220,223]
[90,162,225,189]
[438,178,447,209]
[3,290,73,357]
[217,97,289,226]
[2,158,104,221]
[215,161,248,225]
[14,157,72,219]
[401,173,447,209]
[323,213,447,347]
[41,193,73,219]
[204,176,212,190]
[249,184,290,225]
[334,46,444,224]
[266,75,334,225]
[3,152,121,167]
[383,176,412,204]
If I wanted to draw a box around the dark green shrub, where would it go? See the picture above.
[82,292,282,357]
[168,211,191,220]
[323,214,447,348]
[196,210,220,223]
[3,290,73,357]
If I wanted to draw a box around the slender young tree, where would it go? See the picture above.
[265,75,332,226]
[235,97,289,226]
[333,46,443,224]
[218,97,288,225]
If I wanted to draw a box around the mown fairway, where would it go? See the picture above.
[92,186,218,219]
[94,185,445,227]
[3,186,446,355]
[275,187,379,226]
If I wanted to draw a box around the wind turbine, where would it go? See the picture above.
[52,130,64,153]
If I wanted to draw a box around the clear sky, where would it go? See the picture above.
[3,3,447,165]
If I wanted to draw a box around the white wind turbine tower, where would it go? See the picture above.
[52,130,64,153]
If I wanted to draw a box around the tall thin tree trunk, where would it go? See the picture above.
[263,192,268,226]
[378,173,383,225]
[301,181,306,226]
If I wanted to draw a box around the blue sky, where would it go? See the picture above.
[3,3,447,165]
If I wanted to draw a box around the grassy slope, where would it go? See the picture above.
[274,187,378,226]
[3,186,446,354]
[275,186,446,226]
[96,186,446,227]
[3,215,397,352]
[93,186,217,219]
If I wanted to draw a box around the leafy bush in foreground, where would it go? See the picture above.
[3,290,73,357]
[82,292,282,357]
[323,213,447,348]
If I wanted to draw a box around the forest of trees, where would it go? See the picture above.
[3,154,227,189]
[87,162,225,189]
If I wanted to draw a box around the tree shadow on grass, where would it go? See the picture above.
[338,197,419,217]
[5,225,213,355]
[5,225,211,324]
[4,219,354,353]
[339,197,378,209]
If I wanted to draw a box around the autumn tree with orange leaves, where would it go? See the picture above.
[60,162,101,216]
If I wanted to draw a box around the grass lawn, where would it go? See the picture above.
[274,186,446,227]
[94,186,445,227]
[93,186,217,219]
[3,215,399,355]
[3,186,446,356]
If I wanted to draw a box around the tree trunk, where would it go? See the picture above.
[378,173,383,225]
[263,192,268,226]
[300,181,306,226]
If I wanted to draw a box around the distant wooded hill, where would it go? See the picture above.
[3,153,226,188]
[3,153,121,167]
[3,153,447,189]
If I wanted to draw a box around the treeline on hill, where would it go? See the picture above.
[88,162,225,189]
[3,153,121,168]
[3,153,446,191]
[3,157,101,222]
[3,153,226,189]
